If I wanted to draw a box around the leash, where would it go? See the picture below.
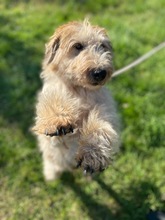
[112,41,165,78]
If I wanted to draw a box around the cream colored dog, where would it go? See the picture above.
[33,20,120,180]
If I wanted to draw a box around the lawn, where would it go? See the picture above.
[0,0,165,219]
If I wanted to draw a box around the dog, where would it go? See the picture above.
[32,20,120,181]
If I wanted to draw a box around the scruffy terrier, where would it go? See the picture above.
[33,20,120,181]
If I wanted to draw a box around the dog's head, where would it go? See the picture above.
[42,20,113,89]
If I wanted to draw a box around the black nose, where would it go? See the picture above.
[89,69,107,83]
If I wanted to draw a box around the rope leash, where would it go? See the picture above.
[112,41,165,78]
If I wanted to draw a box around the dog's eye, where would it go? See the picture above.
[100,43,107,50]
[74,43,84,51]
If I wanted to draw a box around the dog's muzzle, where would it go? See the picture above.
[89,69,107,85]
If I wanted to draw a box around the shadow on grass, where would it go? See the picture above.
[0,26,42,135]
[60,172,163,220]
[96,177,164,220]
[60,173,115,220]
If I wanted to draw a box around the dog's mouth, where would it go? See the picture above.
[91,82,100,86]
[91,81,105,86]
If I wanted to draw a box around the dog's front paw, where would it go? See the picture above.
[76,146,109,174]
[45,124,74,137]
[32,120,74,136]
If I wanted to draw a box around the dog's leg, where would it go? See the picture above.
[32,91,80,136]
[43,155,62,181]
[37,135,72,180]
[76,106,119,173]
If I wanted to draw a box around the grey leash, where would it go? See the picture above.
[112,41,165,78]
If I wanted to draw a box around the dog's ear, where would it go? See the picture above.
[44,37,60,65]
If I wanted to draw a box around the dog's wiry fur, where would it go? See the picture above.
[33,20,120,180]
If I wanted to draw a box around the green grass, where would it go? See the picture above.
[0,0,165,219]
